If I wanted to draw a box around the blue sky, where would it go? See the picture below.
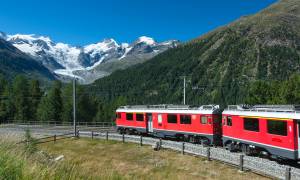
[0,0,276,45]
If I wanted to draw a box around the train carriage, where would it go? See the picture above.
[222,105,300,160]
[116,104,222,145]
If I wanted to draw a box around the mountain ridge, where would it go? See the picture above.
[0,38,56,82]
[4,33,179,83]
[89,0,300,106]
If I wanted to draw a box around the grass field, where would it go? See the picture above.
[38,138,269,180]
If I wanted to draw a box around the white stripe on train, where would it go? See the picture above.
[223,135,295,151]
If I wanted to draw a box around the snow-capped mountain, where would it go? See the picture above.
[0,32,7,39]
[4,33,179,83]
[7,34,81,71]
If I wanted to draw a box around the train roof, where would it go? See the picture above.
[223,105,300,120]
[116,104,221,114]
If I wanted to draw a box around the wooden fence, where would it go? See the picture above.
[17,132,75,144]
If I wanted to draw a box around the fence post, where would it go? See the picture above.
[106,131,108,141]
[77,130,80,138]
[285,167,291,180]
[122,134,125,143]
[140,136,143,146]
[182,142,185,155]
[54,134,56,143]
[239,155,244,171]
[206,147,211,161]
[159,138,162,147]
[91,131,94,139]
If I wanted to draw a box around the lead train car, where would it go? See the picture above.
[222,105,300,160]
[116,105,222,145]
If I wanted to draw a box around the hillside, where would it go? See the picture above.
[89,0,300,106]
[0,39,55,82]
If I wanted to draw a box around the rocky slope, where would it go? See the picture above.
[4,33,179,83]
[0,38,55,82]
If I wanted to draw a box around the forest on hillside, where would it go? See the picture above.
[0,75,126,123]
[85,0,300,114]
[1,73,300,123]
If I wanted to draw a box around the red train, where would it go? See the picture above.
[223,105,300,160]
[116,104,300,161]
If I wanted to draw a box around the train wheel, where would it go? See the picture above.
[188,136,194,143]
[125,128,131,135]
[117,128,122,134]
[241,144,251,155]
[225,142,235,152]
[200,138,210,146]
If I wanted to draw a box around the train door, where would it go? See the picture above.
[298,121,300,159]
[147,113,153,133]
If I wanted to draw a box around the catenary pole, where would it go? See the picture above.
[183,76,186,105]
[73,77,77,136]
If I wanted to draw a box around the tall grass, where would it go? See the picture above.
[0,134,267,180]
[0,144,23,179]
[24,129,37,154]
[0,132,81,180]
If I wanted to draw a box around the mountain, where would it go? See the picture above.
[89,0,300,106]
[5,34,179,83]
[0,38,55,82]
[73,37,179,84]
[0,32,7,39]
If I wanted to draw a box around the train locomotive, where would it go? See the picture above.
[116,104,300,161]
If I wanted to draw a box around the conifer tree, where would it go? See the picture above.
[0,82,14,122]
[0,75,7,95]
[29,80,42,121]
[77,92,98,123]
[283,74,300,104]
[12,75,30,122]
[36,95,50,122]
[94,100,105,122]
[61,83,73,123]
[245,81,271,105]
[37,81,63,122]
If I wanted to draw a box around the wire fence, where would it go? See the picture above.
[78,131,300,180]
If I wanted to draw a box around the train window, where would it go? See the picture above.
[126,113,133,121]
[244,118,259,132]
[227,116,232,126]
[267,120,287,136]
[136,114,144,121]
[158,114,163,125]
[116,113,121,119]
[222,116,226,125]
[180,115,191,124]
[167,114,177,123]
[201,116,207,124]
